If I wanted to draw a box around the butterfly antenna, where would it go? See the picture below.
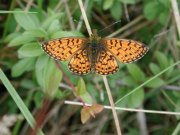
[98,20,121,34]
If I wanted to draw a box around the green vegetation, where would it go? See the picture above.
[0,0,180,134]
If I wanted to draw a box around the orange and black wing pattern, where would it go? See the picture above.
[42,38,87,61]
[102,38,148,63]
[95,50,119,75]
[68,49,91,75]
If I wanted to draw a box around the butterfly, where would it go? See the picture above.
[42,30,148,75]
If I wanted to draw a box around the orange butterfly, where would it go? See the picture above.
[42,30,148,75]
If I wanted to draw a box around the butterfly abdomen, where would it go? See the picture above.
[87,41,103,70]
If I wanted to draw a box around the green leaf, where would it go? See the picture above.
[77,78,93,104]
[158,9,169,25]
[23,28,47,38]
[77,78,87,96]
[42,13,64,29]
[18,42,44,57]
[128,88,144,108]
[4,32,21,43]
[51,31,84,39]
[35,55,49,87]
[103,0,114,10]
[20,79,36,89]
[14,9,37,30]
[158,0,171,8]
[175,100,180,120]
[43,59,62,97]
[119,0,136,4]
[127,64,145,82]
[54,89,66,99]
[122,76,137,86]
[149,63,160,75]
[8,34,35,47]
[146,77,165,88]
[12,58,36,77]
[81,93,94,104]
[166,59,175,78]
[48,19,62,34]
[143,1,160,20]
[110,1,122,20]
[155,51,169,69]
[33,91,44,108]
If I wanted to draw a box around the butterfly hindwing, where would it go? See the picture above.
[95,50,119,75]
[42,37,87,61]
[102,38,148,63]
[68,49,91,75]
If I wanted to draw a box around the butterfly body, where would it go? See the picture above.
[42,31,148,75]
[86,35,104,71]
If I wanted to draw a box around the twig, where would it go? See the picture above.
[77,0,122,134]
[78,0,92,35]
[136,106,148,135]
[64,100,180,116]
[124,4,130,22]
[107,15,144,37]
[170,1,180,130]
[102,76,122,135]
[164,85,180,91]
[171,0,180,38]
[120,21,151,38]
[92,11,107,28]
[63,0,75,30]
[24,0,34,12]
[77,0,89,31]
[54,0,63,12]
[59,83,72,90]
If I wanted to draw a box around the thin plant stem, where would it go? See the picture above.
[171,0,180,38]
[119,21,151,38]
[77,0,122,134]
[77,0,89,31]
[103,76,122,135]
[123,4,130,22]
[107,15,144,37]
[64,100,180,116]
[78,0,92,35]
[171,1,180,134]
[63,0,75,30]
[24,0,34,12]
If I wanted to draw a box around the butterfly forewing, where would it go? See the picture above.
[42,37,88,61]
[68,49,91,75]
[95,50,119,75]
[102,38,148,63]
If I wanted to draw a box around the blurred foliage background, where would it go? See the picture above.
[0,0,180,135]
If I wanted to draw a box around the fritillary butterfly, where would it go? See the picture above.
[42,30,148,75]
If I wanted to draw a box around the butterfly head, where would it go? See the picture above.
[90,29,101,42]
